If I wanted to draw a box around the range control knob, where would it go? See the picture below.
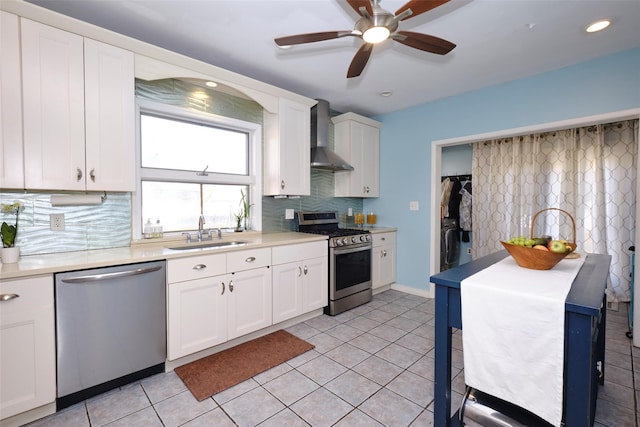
[365,234,371,242]
[360,235,367,242]
[335,238,343,246]
[341,237,348,245]
[351,236,358,244]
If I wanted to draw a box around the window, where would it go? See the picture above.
[135,100,262,237]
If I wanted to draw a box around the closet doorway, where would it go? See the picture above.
[430,108,640,348]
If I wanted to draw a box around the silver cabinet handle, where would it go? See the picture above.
[76,168,83,181]
[90,168,96,182]
[245,256,256,263]
[303,265,308,275]
[298,266,302,277]
[229,280,234,292]
[381,237,386,241]
[221,282,225,295]
[0,293,19,301]
[366,186,370,193]
[193,264,207,270]
[382,250,387,257]
[281,180,285,190]
[61,265,162,283]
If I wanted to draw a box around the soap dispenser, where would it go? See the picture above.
[144,218,153,239]
[154,218,163,238]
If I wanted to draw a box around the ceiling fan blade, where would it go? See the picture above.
[347,43,373,78]
[275,31,350,46]
[395,0,450,21]
[347,0,373,17]
[393,31,456,54]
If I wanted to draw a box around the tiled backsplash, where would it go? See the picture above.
[2,79,362,256]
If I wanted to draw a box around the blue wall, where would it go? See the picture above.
[364,47,640,292]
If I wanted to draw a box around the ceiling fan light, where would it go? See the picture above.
[586,19,610,33]
[363,26,390,44]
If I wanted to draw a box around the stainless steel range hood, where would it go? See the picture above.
[310,99,354,172]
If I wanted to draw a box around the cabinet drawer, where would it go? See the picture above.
[373,232,396,247]
[0,275,53,315]
[167,253,226,283]
[272,241,327,265]
[227,247,271,273]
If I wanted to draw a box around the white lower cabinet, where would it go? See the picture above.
[167,247,273,360]
[227,267,272,340]
[372,232,397,290]
[0,275,55,420]
[272,241,328,323]
[167,274,228,360]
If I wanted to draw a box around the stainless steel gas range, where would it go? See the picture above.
[296,211,372,315]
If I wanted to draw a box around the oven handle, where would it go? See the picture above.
[332,243,372,255]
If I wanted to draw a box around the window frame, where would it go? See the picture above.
[132,99,262,239]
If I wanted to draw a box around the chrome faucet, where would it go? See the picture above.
[197,215,205,241]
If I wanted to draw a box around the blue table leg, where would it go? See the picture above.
[565,309,596,427]
[434,284,453,427]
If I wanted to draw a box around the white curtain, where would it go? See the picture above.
[472,120,638,302]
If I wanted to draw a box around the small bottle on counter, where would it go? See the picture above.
[154,218,163,238]
[143,218,153,239]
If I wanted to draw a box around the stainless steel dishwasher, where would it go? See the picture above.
[55,260,166,409]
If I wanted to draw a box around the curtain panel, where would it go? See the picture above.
[472,120,638,302]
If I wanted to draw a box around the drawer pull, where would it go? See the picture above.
[245,256,256,263]
[229,280,234,292]
[193,264,207,270]
[221,282,225,295]
[298,266,302,277]
[303,265,308,275]
[381,237,386,241]
[76,168,83,181]
[0,293,19,302]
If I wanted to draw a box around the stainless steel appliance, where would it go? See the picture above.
[55,261,166,409]
[296,211,372,315]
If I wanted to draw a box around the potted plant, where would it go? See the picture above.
[233,189,253,232]
[1,201,23,263]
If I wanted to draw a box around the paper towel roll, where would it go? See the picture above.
[50,194,104,206]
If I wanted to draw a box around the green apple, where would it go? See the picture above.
[548,240,567,253]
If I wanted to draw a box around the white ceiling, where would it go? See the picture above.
[26,0,640,116]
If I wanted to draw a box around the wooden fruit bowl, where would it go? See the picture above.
[501,241,571,270]
[502,208,577,270]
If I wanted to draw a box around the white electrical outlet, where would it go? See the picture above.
[50,213,65,231]
[410,201,419,211]
[285,209,294,220]
[348,207,353,216]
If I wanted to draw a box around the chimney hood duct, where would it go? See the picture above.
[310,99,354,172]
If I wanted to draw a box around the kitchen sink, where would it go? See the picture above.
[167,241,248,251]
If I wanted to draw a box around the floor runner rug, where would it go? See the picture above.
[174,330,314,401]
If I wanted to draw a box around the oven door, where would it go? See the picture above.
[330,243,372,301]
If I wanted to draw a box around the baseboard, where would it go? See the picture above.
[390,283,433,299]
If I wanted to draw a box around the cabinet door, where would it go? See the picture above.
[84,39,135,191]
[263,98,310,196]
[361,124,380,197]
[21,19,86,190]
[379,243,396,287]
[167,275,228,360]
[272,262,303,324]
[0,276,55,419]
[0,11,24,189]
[301,256,328,312]
[227,267,272,339]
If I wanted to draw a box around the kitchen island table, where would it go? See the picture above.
[430,251,610,427]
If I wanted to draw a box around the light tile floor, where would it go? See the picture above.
[28,290,639,427]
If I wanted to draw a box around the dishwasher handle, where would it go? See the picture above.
[60,265,162,283]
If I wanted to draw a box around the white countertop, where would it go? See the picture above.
[0,232,328,280]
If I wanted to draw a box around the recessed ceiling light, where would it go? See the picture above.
[380,91,393,97]
[586,19,611,33]
[205,81,218,88]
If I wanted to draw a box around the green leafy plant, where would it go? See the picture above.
[1,201,23,248]
[234,189,253,230]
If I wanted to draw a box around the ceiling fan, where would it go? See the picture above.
[274,0,456,78]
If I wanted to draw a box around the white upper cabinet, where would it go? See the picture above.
[21,19,135,191]
[84,38,135,191]
[263,97,312,196]
[333,113,381,198]
[0,11,24,189]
